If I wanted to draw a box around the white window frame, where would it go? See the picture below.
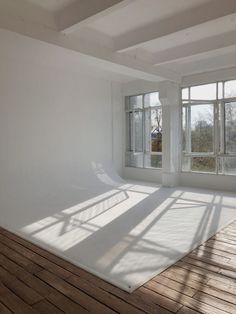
[125,92,162,169]
[182,80,236,175]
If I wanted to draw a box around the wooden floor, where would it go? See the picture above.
[1,223,236,314]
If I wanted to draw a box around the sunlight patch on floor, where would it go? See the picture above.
[20,183,236,292]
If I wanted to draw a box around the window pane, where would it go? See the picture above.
[182,88,189,100]
[225,102,236,153]
[134,111,143,152]
[190,83,216,100]
[144,154,162,168]
[224,80,236,98]
[219,157,236,175]
[191,157,216,173]
[151,108,162,152]
[125,153,143,167]
[144,92,160,108]
[129,95,143,109]
[191,104,214,153]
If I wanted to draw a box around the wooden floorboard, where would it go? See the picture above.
[1,221,236,313]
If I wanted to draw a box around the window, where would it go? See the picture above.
[190,104,214,153]
[126,92,162,168]
[225,102,236,153]
[182,80,236,175]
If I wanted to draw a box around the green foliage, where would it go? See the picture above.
[191,120,213,153]
[191,119,215,172]
[192,157,216,172]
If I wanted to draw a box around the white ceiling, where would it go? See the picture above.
[141,15,236,53]
[87,0,208,37]
[1,0,236,83]
[0,28,134,83]
[163,47,236,76]
[24,0,76,12]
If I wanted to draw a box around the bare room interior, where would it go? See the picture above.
[1,0,236,313]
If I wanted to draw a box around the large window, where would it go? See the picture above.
[182,80,236,175]
[126,92,162,168]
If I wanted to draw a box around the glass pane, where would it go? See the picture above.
[151,108,162,152]
[144,154,162,168]
[126,112,133,151]
[219,157,236,175]
[182,88,189,100]
[125,153,143,168]
[134,111,143,152]
[224,80,236,98]
[190,83,216,100]
[225,102,236,153]
[144,109,151,152]
[191,157,216,173]
[129,95,143,109]
[144,92,160,108]
[191,104,214,153]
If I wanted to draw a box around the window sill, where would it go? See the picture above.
[181,171,236,177]
[125,166,162,170]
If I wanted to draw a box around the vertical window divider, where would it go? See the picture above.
[214,101,219,174]
[222,101,225,174]
[149,107,152,154]
[132,104,135,154]
[215,81,219,174]
[186,105,191,154]
[142,95,145,168]
[223,102,226,155]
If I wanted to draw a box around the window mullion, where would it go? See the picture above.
[214,101,219,174]
[132,108,135,154]
[221,102,225,155]
[142,95,145,168]
[187,106,191,154]
[149,108,152,154]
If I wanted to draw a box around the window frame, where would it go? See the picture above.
[125,92,162,169]
[181,80,236,175]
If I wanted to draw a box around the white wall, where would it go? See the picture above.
[0,38,126,231]
[180,172,236,193]
[123,167,162,183]
[0,57,114,181]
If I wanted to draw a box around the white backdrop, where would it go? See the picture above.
[0,42,124,228]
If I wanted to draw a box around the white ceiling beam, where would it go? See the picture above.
[0,12,181,83]
[114,0,236,52]
[179,50,236,76]
[182,66,236,87]
[153,30,236,66]
[58,0,134,34]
